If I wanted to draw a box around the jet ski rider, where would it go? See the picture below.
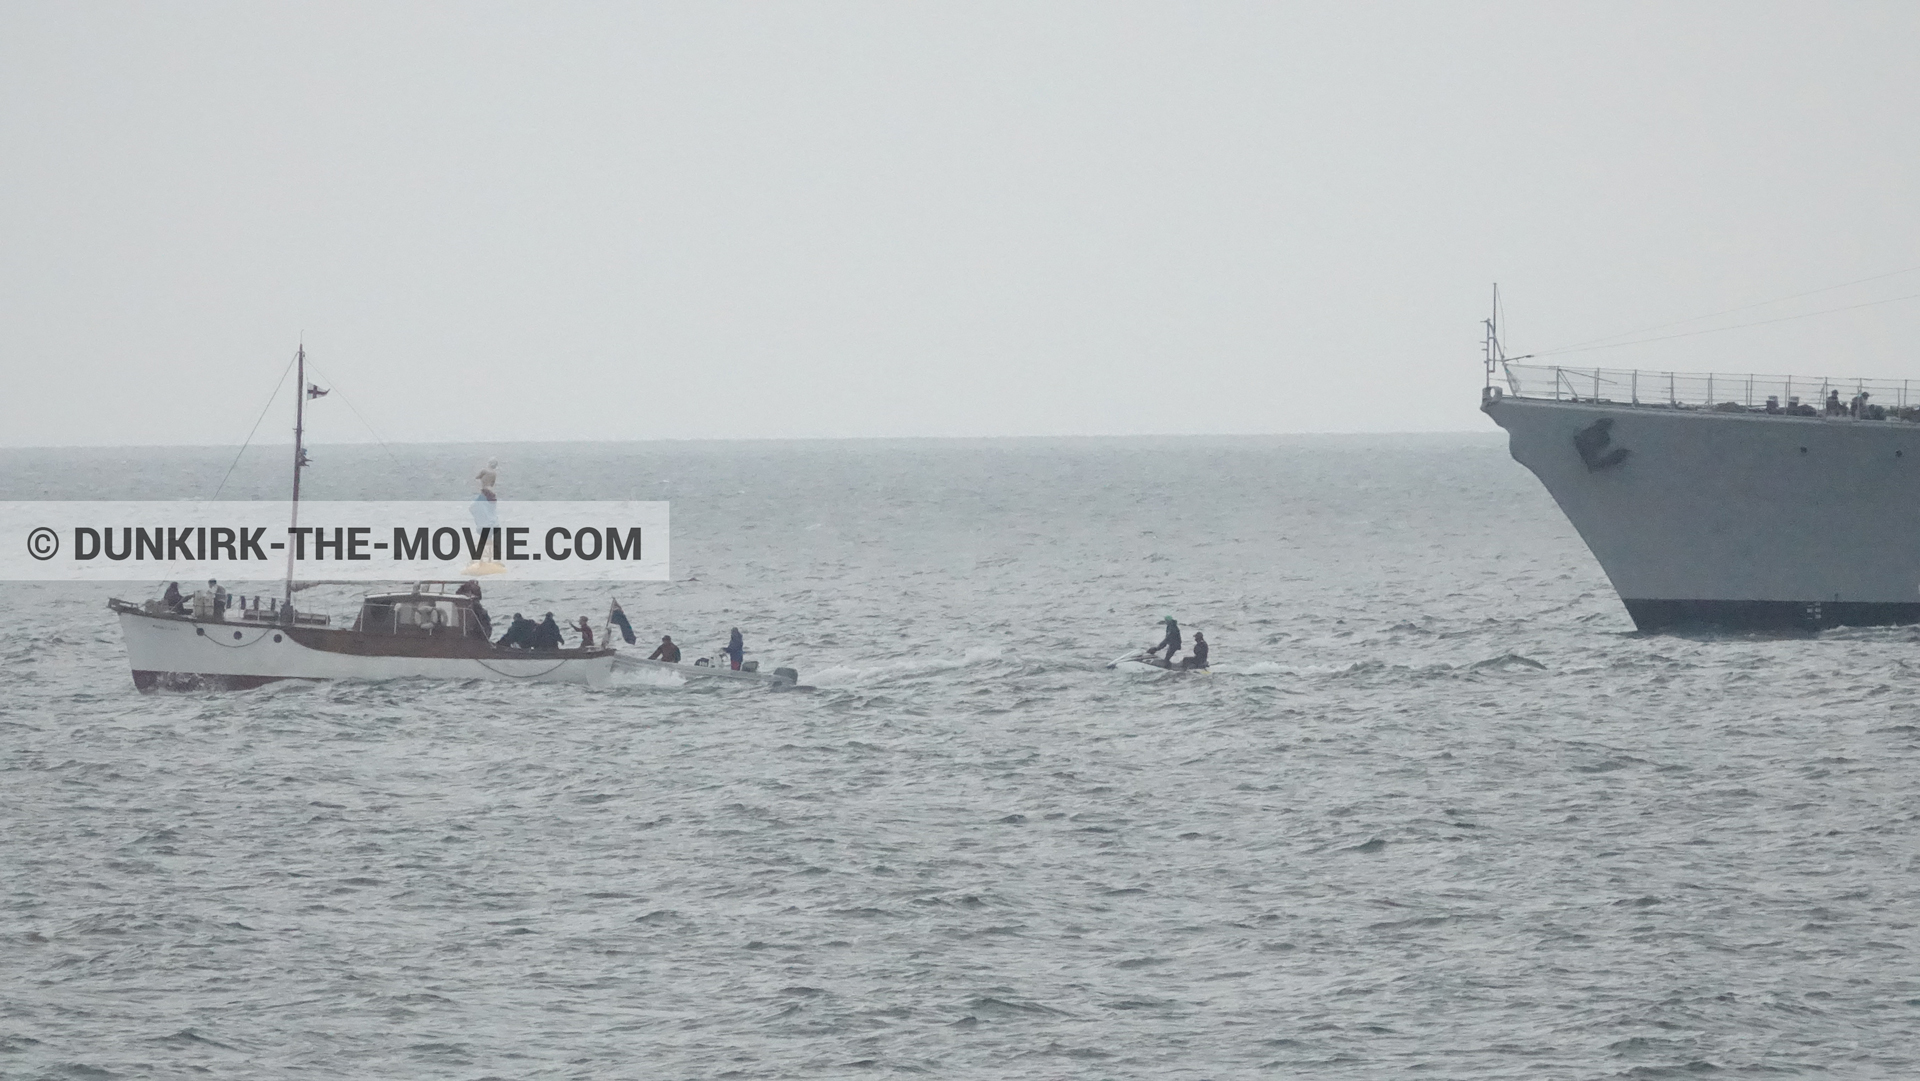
[1150,616,1181,662]
[1181,631,1209,670]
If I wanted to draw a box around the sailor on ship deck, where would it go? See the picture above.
[649,635,681,663]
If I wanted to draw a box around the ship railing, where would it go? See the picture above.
[1500,363,1920,418]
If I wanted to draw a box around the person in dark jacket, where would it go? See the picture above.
[648,635,681,662]
[723,627,744,670]
[470,600,492,639]
[163,581,186,613]
[532,612,565,651]
[1180,631,1209,669]
[496,613,536,649]
[1150,616,1181,661]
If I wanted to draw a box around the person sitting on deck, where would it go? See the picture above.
[648,635,681,663]
[532,612,565,651]
[496,613,536,649]
[1180,631,1210,669]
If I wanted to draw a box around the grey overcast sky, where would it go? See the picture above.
[2,2,1917,446]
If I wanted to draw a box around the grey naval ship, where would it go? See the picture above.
[1481,312,1920,633]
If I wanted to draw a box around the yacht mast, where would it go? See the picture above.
[283,343,306,617]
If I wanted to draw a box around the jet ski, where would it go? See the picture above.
[1107,650,1209,674]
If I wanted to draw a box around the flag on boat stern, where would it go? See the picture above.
[609,600,636,645]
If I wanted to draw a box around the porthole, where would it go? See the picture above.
[273,634,283,643]
[232,631,243,640]
[195,627,205,636]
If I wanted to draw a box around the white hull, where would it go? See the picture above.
[114,606,612,690]
[611,654,798,687]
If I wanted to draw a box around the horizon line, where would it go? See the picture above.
[0,428,1498,453]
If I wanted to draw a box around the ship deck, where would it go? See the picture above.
[1494,362,1920,422]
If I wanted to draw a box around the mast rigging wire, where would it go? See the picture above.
[1533,289,1920,358]
[210,351,298,499]
[304,360,411,478]
[1529,263,1920,357]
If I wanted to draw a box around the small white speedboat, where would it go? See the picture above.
[611,653,801,688]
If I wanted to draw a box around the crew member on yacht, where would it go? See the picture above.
[532,613,564,650]
[496,613,536,649]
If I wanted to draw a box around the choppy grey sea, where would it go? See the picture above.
[4,435,1918,1079]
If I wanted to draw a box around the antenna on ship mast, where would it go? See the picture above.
[283,341,307,621]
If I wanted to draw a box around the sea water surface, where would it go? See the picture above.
[3,435,1917,1079]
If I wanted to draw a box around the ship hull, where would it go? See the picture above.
[1484,395,1920,632]
[114,607,614,690]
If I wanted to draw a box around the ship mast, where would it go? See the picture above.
[283,343,306,618]
[1483,283,1506,389]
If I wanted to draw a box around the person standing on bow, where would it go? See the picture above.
[1149,616,1181,662]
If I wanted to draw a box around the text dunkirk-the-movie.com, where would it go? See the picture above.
[1,502,669,581]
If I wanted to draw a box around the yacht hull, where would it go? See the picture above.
[114,606,614,690]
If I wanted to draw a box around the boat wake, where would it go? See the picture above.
[807,647,1003,688]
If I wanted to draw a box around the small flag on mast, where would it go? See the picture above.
[307,384,329,399]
